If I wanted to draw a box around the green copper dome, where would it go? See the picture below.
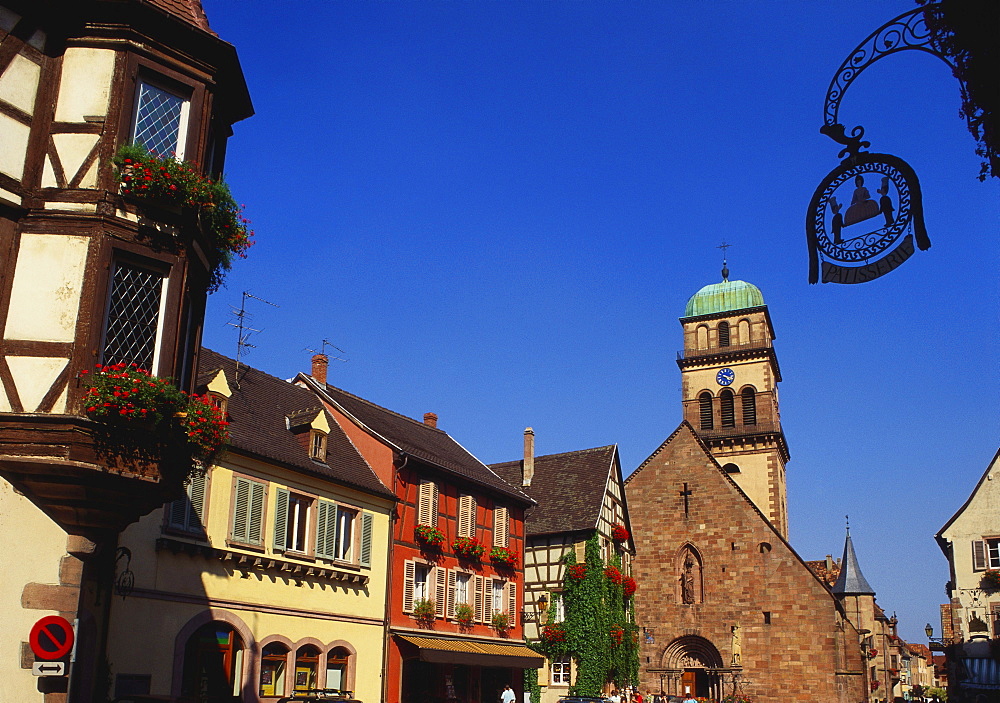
[683,279,765,317]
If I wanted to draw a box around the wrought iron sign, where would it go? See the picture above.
[807,6,952,284]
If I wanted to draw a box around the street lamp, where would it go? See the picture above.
[925,623,933,640]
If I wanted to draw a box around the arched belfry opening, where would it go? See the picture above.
[657,635,725,699]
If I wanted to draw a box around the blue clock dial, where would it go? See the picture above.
[716,368,735,386]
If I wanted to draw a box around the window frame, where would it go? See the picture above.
[130,76,192,160]
[99,257,170,374]
[164,469,210,537]
[551,655,572,686]
[310,430,328,461]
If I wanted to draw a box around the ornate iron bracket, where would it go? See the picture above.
[821,5,955,159]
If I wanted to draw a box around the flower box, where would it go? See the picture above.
[455,602,474,627]
[623,576,638,598]
[541,624,567,645]
[604,565,623,585]
[413,598,436,624]
[491,610,511,632]
[982,569,1000,589]
[415,524,445,548]
[490,546,518,567]
[568,564,587,580]
[452,536,485,560]
[611,524,630,541]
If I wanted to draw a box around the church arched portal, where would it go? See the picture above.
[660,636,725,700]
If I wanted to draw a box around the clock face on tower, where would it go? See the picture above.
[716,368,735,387]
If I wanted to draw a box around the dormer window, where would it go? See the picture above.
[132,78,190,159]
[310,430,327,461]
[207,392,227,415]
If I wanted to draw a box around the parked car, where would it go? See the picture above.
[278,689,362,703]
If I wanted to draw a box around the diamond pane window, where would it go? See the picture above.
[132,81,188,159]
[102,262,164,371]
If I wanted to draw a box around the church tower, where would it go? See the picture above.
[677,268,790,537]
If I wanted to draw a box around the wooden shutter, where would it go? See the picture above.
[742,387,757,425]
[403,561,416,612]
[459,495,477,537]
[974,540,987,571]
[447,570,457,617]
[474,575,485,622]
[167,496,187,530]
[231,477,250,542]
[720,390,735,427]
[359,512,374,567]
[316,500,333,559]
[248,481,265,545]
[418,480,439,526]
[435,567,447,617]
[699,392,714,430]
[273,487,289,551]
[189,472,207,530]
[493,506,509,547]
[507,580,517,617]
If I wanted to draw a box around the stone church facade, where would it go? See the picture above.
[626,274,867,703]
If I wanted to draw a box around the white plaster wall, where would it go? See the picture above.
[5,233,89,342]
[0,478,68,703]
[45,133,100,188]
[5,356,68,412]
[0,53,40,115]
[0,111,29,179]
[53,47,116,122]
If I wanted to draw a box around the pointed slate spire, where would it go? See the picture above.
[832,524,875,596]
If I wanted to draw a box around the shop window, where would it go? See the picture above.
[181,623,243,700]
[101,260,166,371]
[294,645,319,692]
[326,647,350,693]
[259,643,288,698]
[132,78,190,159]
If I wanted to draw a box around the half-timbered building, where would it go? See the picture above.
[297,357,543,703]
[0,2,250,702]
[491,432,637,703]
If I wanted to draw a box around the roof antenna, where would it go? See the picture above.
[845,514,850,534]
[227,290,278,387]
[303,339,349,364]
[717,241,731,281]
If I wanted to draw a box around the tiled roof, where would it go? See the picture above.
[490,446,616,535]
[804,559,842,587]
[142,0,214,34]
[301,378,532,506]
[198,349,394,500]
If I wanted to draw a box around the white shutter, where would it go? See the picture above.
[459,495,477,537]
[974,540,987,571]
[493,506,509,547]
[507,580,517,617]
[435,567,447,617]
[431,482,439,525]
[474,575,485,622]
[447,570,457,617]
[403,561,416,613]
[419,480,439,526]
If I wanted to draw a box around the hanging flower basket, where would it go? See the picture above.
[490,546,518,567]
[982,569,1000,589]
[568,564,587,580]
[452,536,485,560]
[455,602,474,627]
[415,524,445,548]
[610,624,624,646]
[412,598,436,625]
[604,565,624,585]
[113,144,254,292]
[868,647,879,658]
[611,524,630,541]
[871,681,880,691]
[80,363,228,474]
[623,576,638,598]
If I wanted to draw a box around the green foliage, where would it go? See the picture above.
[564,534,611,695]
[524,667,541,703]
[412,598,436,623]
[924,687,947,702]
[455,602,474,627]
[112,144,254,290]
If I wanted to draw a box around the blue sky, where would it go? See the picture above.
[200,0,997,644]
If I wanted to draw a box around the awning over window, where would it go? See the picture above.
[396,635,545,669]
[962,658,1000,690]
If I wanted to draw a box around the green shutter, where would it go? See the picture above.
[248,481,265,545]
[188,472,207,531]
[167,496,187,530]
[273,487,289,551]
[360,512,374,567]
[317,500,333,559]
[231,477,250,542]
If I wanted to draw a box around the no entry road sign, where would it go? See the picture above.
[29,616,74,661]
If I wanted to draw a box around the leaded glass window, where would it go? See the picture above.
[102,261,164,371]
[132,81,188,159]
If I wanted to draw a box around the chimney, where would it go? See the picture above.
[311,354,328,385]
[523,427,534,487]
[423,412,438,428]
[826,554,833,572]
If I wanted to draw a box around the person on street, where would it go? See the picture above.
[501,685,516,703]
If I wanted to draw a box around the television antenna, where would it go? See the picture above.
[304,339,349,364]
[227,290,278,387]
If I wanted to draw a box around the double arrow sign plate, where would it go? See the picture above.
[32,661,66,677]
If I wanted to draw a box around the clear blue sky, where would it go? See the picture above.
[200,0,997,645]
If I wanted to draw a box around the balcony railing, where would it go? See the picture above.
[696,422,783,440]
[678,339,773,360]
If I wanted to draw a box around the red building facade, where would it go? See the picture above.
[298,358,542,703]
